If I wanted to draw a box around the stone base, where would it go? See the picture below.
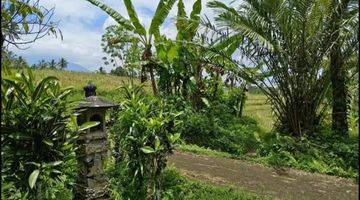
[74,181,109,200]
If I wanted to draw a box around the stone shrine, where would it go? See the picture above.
[74,83,117,200]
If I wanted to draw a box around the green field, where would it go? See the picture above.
[34,69,274,132]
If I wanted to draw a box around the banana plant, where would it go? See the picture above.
[86,0,177,96]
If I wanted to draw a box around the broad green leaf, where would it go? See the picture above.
[201,97,210,107]
[155,137,161,150]
[187,0,202,40]
[78,121,100,132]
[149,0,177,35]
[33,76,58,102]
[167,45,179,62]
[26,162,41,168]
[123,0,146,36]
[86,0,134,31]
[8,132,32,140]
[29,170,40,189]
[43,139,53,147]
[45,161,63,167]
[141,146,155,154]
[176,0,188,41]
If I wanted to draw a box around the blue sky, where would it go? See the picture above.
[11,0,235,72]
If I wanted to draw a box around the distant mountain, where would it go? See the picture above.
[65,62,91,72]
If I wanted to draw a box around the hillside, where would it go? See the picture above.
[65,62,90,72]
[34,69,144,101]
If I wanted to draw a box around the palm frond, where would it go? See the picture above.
[123,0,146,36]
[176,0,188,41]
[86,0,134,31]
[149,0,177,36]
[187,0,202,40]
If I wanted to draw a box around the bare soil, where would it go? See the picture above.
[168,151,359,200]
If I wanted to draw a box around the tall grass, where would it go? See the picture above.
[244,94,273,132]
[33,69,150,101]
[32,70,276,131]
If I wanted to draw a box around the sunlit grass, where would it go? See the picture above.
[244,94,274,132]
[34,69,139,90]
[34,69,359,137]
[31,69,276,131]
[33,69,150,102]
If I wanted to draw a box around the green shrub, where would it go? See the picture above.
[1,69,77,198]
[257,131,358,179]
[226,87,247,117]
[109,83,182,199]
[180,108,262,156]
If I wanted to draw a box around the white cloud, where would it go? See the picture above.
[11,0,239,72]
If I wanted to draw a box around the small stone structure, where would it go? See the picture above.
[74,83,117,200]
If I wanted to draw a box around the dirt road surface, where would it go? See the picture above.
[168,151,359,200]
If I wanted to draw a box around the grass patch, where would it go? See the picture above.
[32,69,150,102]
[178,144,233,158]
[244,94,273,132]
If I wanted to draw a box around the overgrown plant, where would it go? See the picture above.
[110,82,182,199]
[1,68,75,197]
[207,0,342,136]
[86,0,177,95]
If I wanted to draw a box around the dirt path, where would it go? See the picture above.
[168,151,359,200]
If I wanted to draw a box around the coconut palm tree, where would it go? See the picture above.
[49,59,57,69]
[86,0,177,95]
[58,57,68,70]
[38,59,47,69]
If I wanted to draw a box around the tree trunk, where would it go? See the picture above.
[192,64,203,110]
[141,45,157,95]
[239,87,247,117]
[149,63,158,96]
[140,65,147,83]
[1,31,4,51]
[329,0,350,136]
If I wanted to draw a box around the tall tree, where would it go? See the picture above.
[37,59,47,69]
[101,25,142,77]
[1,0,61,50]
[58,57,68,70]
[208,0,336,136]
[98,67,105,74]
[328,0,358,137]
[86,0,177,95]
[49,59,57,69]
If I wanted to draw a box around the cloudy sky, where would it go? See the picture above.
[11,0,235,72]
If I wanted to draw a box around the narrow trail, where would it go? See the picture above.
[168,151,359,200]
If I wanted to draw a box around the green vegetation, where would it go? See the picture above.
[178,144,233,158]
[109,83,182,199]
[1,0,358,199]
[1,69,98,199]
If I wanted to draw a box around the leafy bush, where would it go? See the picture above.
[180,103,262,156]
[257,131,359,179]
[0,69,94,199]
[226,87,247,117]
[109,83,182,199]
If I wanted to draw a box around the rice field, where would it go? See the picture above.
[33,69,275,131]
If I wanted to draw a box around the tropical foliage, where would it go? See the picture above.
[1,0,359,199]
[109,82,182,199]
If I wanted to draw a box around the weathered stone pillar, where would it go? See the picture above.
[74,83,117,200]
